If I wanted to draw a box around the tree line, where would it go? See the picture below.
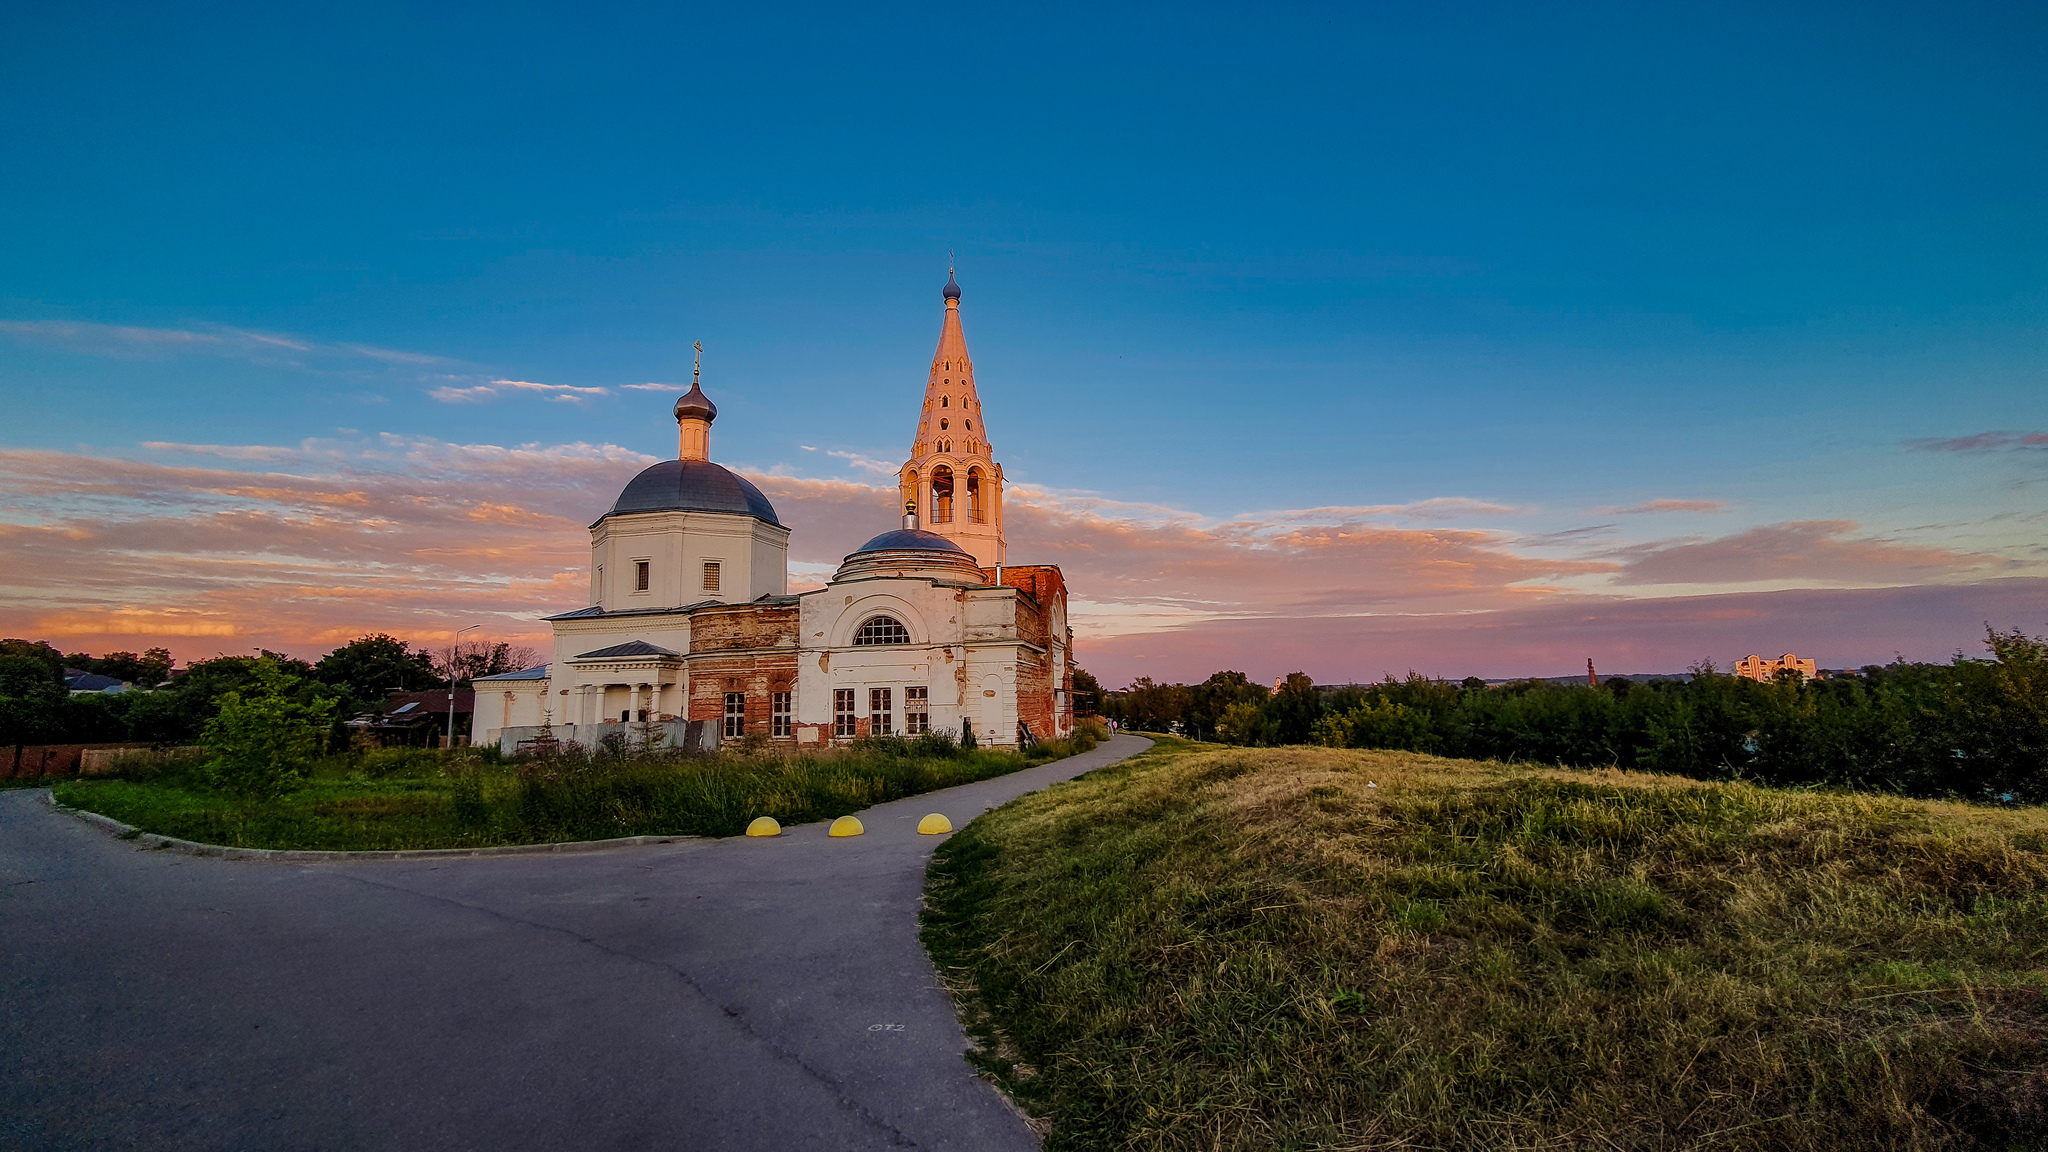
[1096,626,2048,804]
[0,635,539,752]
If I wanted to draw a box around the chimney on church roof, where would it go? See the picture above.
[675,340,716,461]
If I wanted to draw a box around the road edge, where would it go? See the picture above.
[38,790,699,862]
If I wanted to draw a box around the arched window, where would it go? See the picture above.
[967,468,985,524]
[940,418,949,430]
[853,615,911,645]
[942,396,949,407]
[965,418,972,430]
[931,465,954,523]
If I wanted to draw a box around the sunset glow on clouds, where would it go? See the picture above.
[6,5,2045,686]
[4,435,2040,685]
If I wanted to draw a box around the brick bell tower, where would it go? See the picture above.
[898,267,1006,566]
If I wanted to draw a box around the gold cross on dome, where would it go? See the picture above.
[692,340,702,386]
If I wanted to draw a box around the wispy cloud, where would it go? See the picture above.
[1601,498,1730,514]
[1907,431,2048,453]
[429,378,610,404]
[0,319,454,371]
[620,382,679,392]
[826,449,902,476]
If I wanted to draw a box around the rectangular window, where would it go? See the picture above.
[723,692,746,738]
[834,688,857,737]
[703,561,721,593]
[904,685,928,736]
[869,687,893,736]
[771,691,792,738]
[635,560,650,592]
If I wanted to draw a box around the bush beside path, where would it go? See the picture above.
[52,726,1106,852]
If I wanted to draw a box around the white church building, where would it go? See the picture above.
[474,272,1074,751]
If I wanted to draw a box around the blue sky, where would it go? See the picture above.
[3,2,2044,679]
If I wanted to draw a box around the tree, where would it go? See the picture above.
[1187,670,1269,742]
[201,658,338,798]
[124,651,316,745]
[1267,672,1324,745]
[0,639,64,678]
[1216,700,1273,746]
[435,639,542,685]
[314,634,439,711]
[59,648,174,685]
[0,652,66,752]
[1071,666,1103,715]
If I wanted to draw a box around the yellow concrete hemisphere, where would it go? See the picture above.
[917,813,953,835]
[828,815,865,838]
[745,816,782,837]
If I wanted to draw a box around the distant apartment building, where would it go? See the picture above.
[1734,653,1818,682]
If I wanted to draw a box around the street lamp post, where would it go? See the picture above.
[447,624,481,749]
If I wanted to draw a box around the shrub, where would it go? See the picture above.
[200,659,337,799]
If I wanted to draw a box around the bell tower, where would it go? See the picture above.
[898,268,1006,566]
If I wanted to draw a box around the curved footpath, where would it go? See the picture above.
[0,734,1152,1152]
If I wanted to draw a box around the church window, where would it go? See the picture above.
[905,685,929,735]
[940,418,949,430]
[771,691,792,737]
[834,688,857,737]
[854,615,911,645]
[634,560,650,592]
[703,561,721,593]
[967,469,986,524]
[869,687,893,735]
[942,396,949,406]
[932,466,954,524]
[723,692,746,738]
[964,419,971,430]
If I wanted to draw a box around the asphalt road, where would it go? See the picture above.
[0,734,1151,1152]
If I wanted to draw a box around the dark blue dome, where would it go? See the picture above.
[605,459,780,524]
[853,527,966,555]
[942,272,961,301]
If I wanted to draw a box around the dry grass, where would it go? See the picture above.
[922,740,2048,1151]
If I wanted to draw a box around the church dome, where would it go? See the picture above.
[673,381,717,423]
[834,524,986,583]
[604,458,780,525]
[852,527,966,555]
[942,271,961,301]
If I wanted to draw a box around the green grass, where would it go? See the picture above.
[49,726,1105,851]
[922,740,2048,1151]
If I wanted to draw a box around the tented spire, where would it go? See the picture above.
[899,270,1006,566]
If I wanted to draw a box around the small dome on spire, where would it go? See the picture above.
[673,381,717,423]
[943,270,961,301]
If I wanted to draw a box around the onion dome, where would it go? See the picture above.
[673,381,717,423]
[943,271,961,301]
[602,458,780,525]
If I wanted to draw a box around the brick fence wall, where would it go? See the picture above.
[7,742,155,779]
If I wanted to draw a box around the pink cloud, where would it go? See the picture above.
[1,441,2035,691]
[1609,520,2004,586]
[1602,498,1730,514]
[1907,430,2048,453]
[1078,579,2048,685]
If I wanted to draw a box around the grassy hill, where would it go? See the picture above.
[923,739,2048,1151]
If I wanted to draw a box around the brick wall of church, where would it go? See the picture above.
[686,604,799,738]
[985,564,1067,741]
